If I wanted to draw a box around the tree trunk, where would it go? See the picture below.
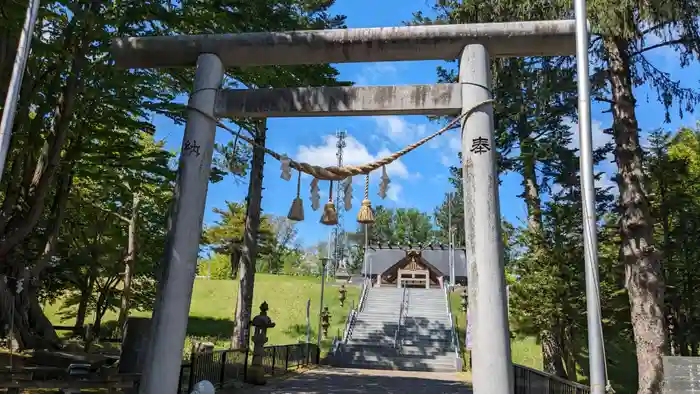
[230,246,241,279]
[117,193,141,334]
[541,329,568,378]
[75,273,96,330]
[0,1,99,258]
[563,323,578,381]
[74,291,90,331]
[232,120,267,349]
[0,278,59,350]
[93,289,108,337]
[519,121,571,378]
[34,167,74,278]
[605,36,668,394]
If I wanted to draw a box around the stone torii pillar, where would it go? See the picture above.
[460,43,512,393]
[111,20,580,394]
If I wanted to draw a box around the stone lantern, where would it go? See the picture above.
[460,288,468,312]
[247,301,276,385]
[338,284,347,307]
[320,306,331,338]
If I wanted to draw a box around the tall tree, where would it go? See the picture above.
[201,201,273,279]
[646,125,700,358]
[0,0,349,348]
[418,2,582,376]
[346,206,435,273]
[417,0,700,389]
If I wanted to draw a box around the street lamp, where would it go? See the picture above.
[317,257,329,349]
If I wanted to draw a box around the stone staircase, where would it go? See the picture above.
[338,287,459,372]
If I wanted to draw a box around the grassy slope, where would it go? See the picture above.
[44,274,360,352]
[448,291,542,370]
[44,276,539,366]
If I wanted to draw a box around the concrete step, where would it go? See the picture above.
[348,338,452,348]
[353,320,400,326]
[347,352,457,365]
[344,348,455,364]
[344,344,452,356]
[339,357,458,372]
[397,345,453,356]
[400,339,453,347]
[404,316,451,322]
[356,314,402,319]
[347,339,398,347]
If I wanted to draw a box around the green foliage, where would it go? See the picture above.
[197,253,232,280]
[345,206,436,273]
[0,0,349,346]
[366,206,435,245]
[202,202,306,275]
[646,124,700,357]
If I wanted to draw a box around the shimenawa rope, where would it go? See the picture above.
[186,99,494,181]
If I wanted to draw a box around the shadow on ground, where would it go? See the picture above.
[235,368,472,393]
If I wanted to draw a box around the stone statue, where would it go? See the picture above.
[246,302,275,385]
[320,306,331,338]
[338,284,347,307]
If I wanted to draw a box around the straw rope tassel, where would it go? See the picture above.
[320,181,338,225]
[287,170,304,221]
[357,173,375,224]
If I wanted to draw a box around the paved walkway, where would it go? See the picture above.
[237,367,473,393]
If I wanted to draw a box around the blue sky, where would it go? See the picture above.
[153,0,700,247]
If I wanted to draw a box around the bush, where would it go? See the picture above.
[197,253,231,280]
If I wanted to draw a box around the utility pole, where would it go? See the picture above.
[317,257,328,349]
[448,192,454,287]
[0,0,41,183]
[573,1,607,392]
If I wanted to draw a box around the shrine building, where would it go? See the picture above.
[364,244,467,288]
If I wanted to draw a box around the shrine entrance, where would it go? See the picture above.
[109,16,607,394]
[379,250,443,289]
[397,269,429,289]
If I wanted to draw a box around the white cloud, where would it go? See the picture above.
[564,118,618,192]
[440,154,453,167]
[448,135,462,153]
[373,116,428,145]
[296,134,416,203]
[356,63,400,86]
[296,134,411,179]
[386,183,403,203]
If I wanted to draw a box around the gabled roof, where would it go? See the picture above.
[364,244,468,277]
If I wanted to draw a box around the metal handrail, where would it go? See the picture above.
[358,277,370,312]
[340,278,370,348]
[444,282,460,369]
[394,285,408,349]
[342,309,356,344]
[513,363,591,393]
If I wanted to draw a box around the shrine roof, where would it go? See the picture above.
[364,244,468,277]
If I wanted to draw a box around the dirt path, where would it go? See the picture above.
[234,367,473,393]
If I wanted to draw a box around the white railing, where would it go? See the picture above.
[358,277,370,312]
[342,309,356,343]
[339,278,370,349]
[444,282,461,371]
[394,285,408,349]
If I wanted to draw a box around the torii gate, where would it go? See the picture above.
[112,14,605,394]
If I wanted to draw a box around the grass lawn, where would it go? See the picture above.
[448,289,542,370]
[44,274,360,353]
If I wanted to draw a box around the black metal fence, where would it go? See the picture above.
[514,364,591,394]
[178,343,320,393]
